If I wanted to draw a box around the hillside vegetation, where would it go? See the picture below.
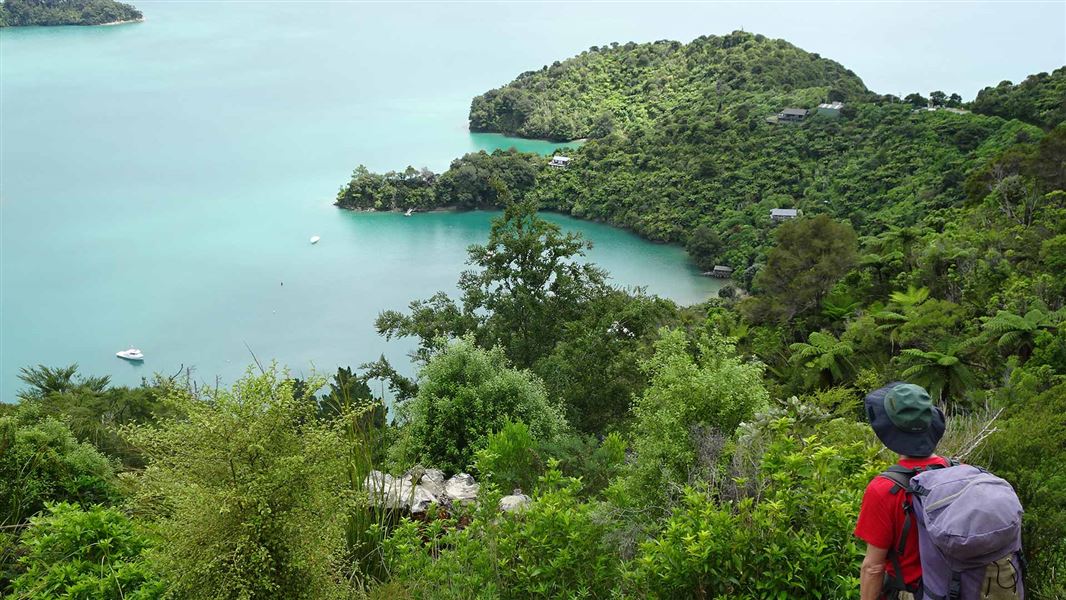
[0,0,141,27]
[468,33,870,141]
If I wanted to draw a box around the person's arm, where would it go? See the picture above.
[860,543,888,600]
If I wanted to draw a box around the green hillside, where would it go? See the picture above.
[468,32,870,141]
[0,0,141,27]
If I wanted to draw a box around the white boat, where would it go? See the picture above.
[116,347,144,361]
[404,208,414,217]
[310,235,320,244]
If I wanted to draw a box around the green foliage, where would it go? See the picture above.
[378,198,608,371]
[616,328,769,509]
[15,365,177,468]
[0,415,117,528]
[9,503,163,599]
[686,223,724,272]
[789,331,855,389]
[0,0,141,27]
[895,346,978,405]
[473,421,543,494]
[460,198,608,367]
[970,67,1066,130]
[626,432,877,599]
[336,150,541,211]
[539,432,626,498]
[743,215,858,324]
[124,368,354,600]
[533,289,678,434]
[392,338,567,474]
[469,32,868,141]
[381,467,619,599]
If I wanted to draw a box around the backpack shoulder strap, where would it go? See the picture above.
[877,465,919,594]
[877,464,916,496]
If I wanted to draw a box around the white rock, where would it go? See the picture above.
[444,473,479,504]
[499,489,532,513]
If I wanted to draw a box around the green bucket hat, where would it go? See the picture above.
[884,384,935,432]
[864,382,946,456]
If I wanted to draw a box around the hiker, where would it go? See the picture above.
[855,382,1025,600]
[856,383,949,600]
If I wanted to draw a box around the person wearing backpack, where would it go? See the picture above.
[855,383,1025,600]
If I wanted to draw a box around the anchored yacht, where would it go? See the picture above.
[116,347,144,361]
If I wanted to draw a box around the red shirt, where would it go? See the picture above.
[854,455,950,587]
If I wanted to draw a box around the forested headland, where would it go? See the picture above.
[0,0,141,27]
[3,30,1065,599]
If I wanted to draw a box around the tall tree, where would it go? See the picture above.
[743,215,858,324]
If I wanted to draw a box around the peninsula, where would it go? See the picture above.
[0,0,142,27]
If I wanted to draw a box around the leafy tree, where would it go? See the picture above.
[533,289,677,434]
[124,368,353,600]
[379,195,607,370]
[9,503,163,599]
[392,338,566,474]
[617,328,769,509]
[904,92,929,108]
[743,215,858,324]
[460,195,607,367]
[15,365,176,468]
[685,223,724,271]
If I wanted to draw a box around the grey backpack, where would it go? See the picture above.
[908,465,1026,600]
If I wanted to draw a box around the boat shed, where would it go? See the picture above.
[709,265,734,278]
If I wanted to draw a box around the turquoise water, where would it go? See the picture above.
[0,4,720,399]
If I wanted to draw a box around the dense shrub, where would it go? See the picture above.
[381,467,619,599]
[9,503,163,599]
[124,369,354,600]
[626,432,878,599]
[614,328,769,509]
[391,338,567,474]
[0,416,117,527]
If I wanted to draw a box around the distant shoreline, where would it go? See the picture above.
[98,17,144,26]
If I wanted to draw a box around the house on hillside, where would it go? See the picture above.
[548,156,571,169]
[776,108,809,123]
[816,101,844,117]
[708,265,734,278]
[770,208,800,222]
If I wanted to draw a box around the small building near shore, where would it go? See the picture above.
[709,265,734,278]
[816,101,844,117]
[770,208,800,221]
[548,156,571,168]
[776,108,809,123]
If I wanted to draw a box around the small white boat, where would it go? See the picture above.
[404,208,414,217]
[310,235,321,244]
[116,347,144,361]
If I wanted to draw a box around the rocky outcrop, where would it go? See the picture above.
[364,468,481,514]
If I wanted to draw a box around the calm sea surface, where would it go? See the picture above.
[4,1,1061,398]
[0,3,727,398]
